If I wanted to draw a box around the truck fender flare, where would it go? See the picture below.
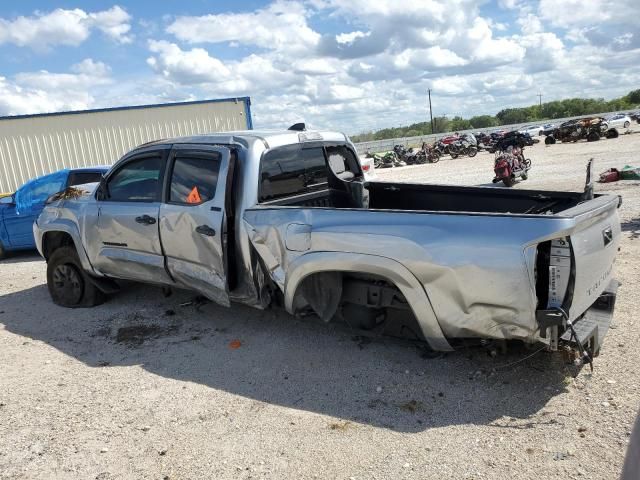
[39,222,94,273]
[284,251,453,352]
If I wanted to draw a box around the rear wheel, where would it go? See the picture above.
[624,121,630,128]
[430,153,440,163]
[587,131,600,142]
[0,241,5,260]
[502,176,515,187]
[47,246,105,308]
[467,146,478,157]
[545,136,555,145]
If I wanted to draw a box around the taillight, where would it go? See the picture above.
[362,164,370,172]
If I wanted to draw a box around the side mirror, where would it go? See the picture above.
[0,195,15,205]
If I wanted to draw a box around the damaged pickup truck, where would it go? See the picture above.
[34,127,621,359]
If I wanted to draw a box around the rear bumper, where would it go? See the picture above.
[560,279,619,355]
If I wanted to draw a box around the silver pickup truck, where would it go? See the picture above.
[34,127,621,357]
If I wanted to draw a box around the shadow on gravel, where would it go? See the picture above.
[0,283,575,433]
[622,216,640,240]
[0,250,42,264]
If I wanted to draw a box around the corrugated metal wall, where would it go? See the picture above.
[0,97,251,193]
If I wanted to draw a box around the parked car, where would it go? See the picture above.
[604,113,632,130]
[544,117,619,144]
[35,129,620,359]
[541,123,556,136]
[0,167,108,258]
[518,125,543,136]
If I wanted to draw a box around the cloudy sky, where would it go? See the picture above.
[0,1,638,133]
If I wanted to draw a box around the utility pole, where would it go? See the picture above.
[537,93,543,109]
[428,89,434,134]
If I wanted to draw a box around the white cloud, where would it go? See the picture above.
[147,40,230,84]
[0,59,113,116]
[166,1,319,51]
[0,6,132,50]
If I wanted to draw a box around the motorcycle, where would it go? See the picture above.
[448,136,478,159]
[368,150,405,168]
[401,142,440,164]
[492,145,531,187]
[421,142,441,163]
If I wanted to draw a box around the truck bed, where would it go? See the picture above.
[366,182,587,215]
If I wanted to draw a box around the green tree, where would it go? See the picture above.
[469,115,498,128]
[626,89,640,105]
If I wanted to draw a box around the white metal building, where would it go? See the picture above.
[0,97,252,193]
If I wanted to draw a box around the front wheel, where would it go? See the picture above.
[467,147,478,157]
[430,153,440,163]
[624,121,630,128]
[47,246,105,308]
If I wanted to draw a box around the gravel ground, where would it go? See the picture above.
[1,128,640,480]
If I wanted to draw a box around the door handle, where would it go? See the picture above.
[195,225,216,237]
[135,215,156,225]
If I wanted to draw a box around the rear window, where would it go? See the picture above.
[259,145,309,202]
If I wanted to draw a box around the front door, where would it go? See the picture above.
[89,147,172,284]
[159,145,233,306]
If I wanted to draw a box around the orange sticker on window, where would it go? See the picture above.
[186,186,201,204]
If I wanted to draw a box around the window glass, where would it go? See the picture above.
[302,148,328,187]
[67,172,104,187]
[107,156,162,202]
[326,146,360,176]
[259,146,306,202]
[170,154,221,205]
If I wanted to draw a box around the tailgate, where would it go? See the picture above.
[562,195,621,322]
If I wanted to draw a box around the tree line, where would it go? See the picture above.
[351,89,640,143]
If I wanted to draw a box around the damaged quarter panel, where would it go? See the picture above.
[243,207,583,345]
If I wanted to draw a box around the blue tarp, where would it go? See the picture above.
[15,169,69,215]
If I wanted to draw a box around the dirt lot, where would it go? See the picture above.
[1,129,640,480]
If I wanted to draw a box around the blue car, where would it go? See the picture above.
[0,167,108,258]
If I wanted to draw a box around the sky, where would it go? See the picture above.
[0,0,638,134]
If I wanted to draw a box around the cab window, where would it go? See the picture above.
[169,154,221,205]
[105,155,163,202]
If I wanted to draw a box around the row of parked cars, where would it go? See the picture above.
[517,112,636,139]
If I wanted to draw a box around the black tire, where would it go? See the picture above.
[624,121,630,128]
[47,246,105,308]
[468,146,478,157]
[545,136,556,145]
[450,152,458,159]
[0,241,5,260]
[430,153,440,163]
[606,129,619,139]
[502,176,515,187]
[587,131,600,142]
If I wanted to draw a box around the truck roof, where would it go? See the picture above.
[141,129,349,150]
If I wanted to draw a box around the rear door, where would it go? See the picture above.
[89,146,172,284]
[159,145,233,306]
